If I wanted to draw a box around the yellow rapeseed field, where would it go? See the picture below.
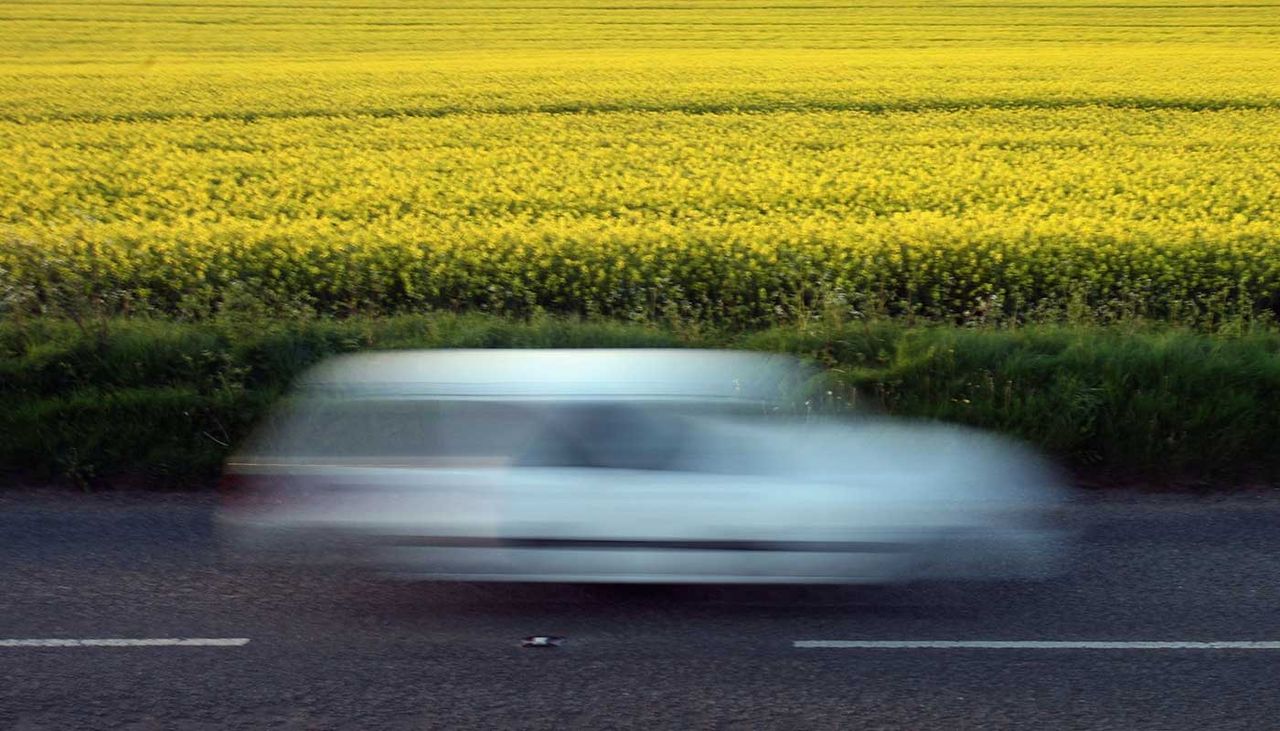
[1,1,1278,325]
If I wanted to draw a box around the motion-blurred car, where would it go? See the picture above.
[217,349,1069,583]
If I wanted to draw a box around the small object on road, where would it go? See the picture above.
[522,636,564,648]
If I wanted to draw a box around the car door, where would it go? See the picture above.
[495,403,916,581]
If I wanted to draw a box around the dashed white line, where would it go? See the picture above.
[0,638,250,648]
[795,640,1280,650]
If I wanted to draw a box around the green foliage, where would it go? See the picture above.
[753,324,1280,482]
[2,314,1278,489]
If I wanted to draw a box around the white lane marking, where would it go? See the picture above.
[0,638,250,648]
[795,640,1280,649]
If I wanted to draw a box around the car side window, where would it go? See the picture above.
[251,398,540,460]
[517,403,686,471]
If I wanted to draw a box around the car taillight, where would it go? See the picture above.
[219,471,277,513]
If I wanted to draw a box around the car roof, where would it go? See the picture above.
[295,349,815,403]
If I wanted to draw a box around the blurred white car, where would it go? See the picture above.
[217,349,1069,584]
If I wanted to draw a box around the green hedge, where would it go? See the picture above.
[3,314,1279,488]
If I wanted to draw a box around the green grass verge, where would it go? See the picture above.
[3,314,1278,489]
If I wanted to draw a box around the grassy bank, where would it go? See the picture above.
[2,314,1278,490]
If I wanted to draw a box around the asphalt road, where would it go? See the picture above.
[1,488,1278,730]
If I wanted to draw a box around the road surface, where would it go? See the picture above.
[1,488,1277,730]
